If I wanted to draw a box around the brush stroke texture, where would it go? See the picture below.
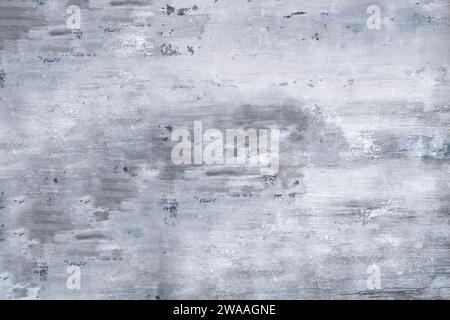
[0,0,449,299]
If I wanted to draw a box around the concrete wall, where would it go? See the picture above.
[0,0,449,299]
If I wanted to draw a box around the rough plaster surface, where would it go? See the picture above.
[0,0,449,299]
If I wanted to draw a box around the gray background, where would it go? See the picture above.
[0,0,449,299]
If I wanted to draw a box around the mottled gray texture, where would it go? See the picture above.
[0,0,449,299]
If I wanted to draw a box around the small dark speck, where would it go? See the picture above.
[274,193,283,198]
[161,43,180,56]
[42,57,61,64]
[73,30,83,39]
[53,178,58,184]
[156,295,161,300]
[123,166,128,172]
[345,79,354,87]
[284,11,307,19]
[163,199,178,217]
[33,264,48,281]
[0,70,5,88]
[165,4,175,15]
[177,8,189,15]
